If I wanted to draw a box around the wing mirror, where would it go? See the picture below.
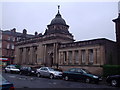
[80,72,83,74]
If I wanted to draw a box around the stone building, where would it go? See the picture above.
[0,28,33,66]
[113,13,120,64]
[14,6,118,75]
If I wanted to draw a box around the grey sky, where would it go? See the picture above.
[1,2,118,41]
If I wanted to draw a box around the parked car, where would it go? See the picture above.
[5,65,20,73]
[19,66,39,76]
[106,75,120,87]
[36,67,63,79]
[62,68,102,84]
[0,74,14,90]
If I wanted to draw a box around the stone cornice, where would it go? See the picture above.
[15,34,74,46]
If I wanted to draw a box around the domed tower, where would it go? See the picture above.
[44,5,74,43]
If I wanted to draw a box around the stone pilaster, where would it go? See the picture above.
[22,49,25,64]
[61,52,64,65]
[78,50,82,65]
[18,48,22,64]
[72,51,75,65]
[43,45,47,64]
[23,48,27,64]
[97,48,100,65]
[58,52,61,65]
[56,43,58,64]
[66,51,69,65]
[53,43,56,64]
[100,46,105,65]
[86,49,89,65]
[31,47,34,64]
[93,48,97,65]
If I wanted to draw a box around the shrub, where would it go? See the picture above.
[103,65,120,77]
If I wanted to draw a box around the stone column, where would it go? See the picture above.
[86,49,89,65]
[35,47,38,64]
[31,47,34,64]
[22,48,25,64]
[20,49,22,64]
[58,52,61,65]
[78,50,82,65]
[56,43,58,64]
[18,48,21,64]
[66,51,69,65]
[97,48,100,65]
[26,48,30,65]
[43,45,47,64]
[53,43,56,64]
[93,48,97,65]
[100,46,105,65]
[72,51,75,65]
[24,48,27,64]
[61,52,64,65]
[63,51,66,64]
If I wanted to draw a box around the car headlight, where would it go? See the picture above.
[54,72,59,75]
[93,76,98,78]
[31,71,34,73]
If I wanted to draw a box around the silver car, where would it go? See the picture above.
[5,65,20,73]
[36,67,63,79]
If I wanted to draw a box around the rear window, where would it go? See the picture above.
[15,65,21,69]
[7,65,20,69]
[69,68,76,72]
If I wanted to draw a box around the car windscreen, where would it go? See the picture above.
[15,65,21,69]
[11,66,17,69]
[81,69,90,74]
[48,68,55,71]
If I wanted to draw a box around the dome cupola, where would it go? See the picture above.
[50,5,66,25]
[44,5,74,41]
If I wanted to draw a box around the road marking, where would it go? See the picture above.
[53,82,56,85]
[8,75,16,78]
[49,82,57,85]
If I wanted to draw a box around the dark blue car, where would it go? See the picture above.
[0,75,14,90]
[62,68,102,84]
[106,75,120,87]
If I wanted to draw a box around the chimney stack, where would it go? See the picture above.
[35,31,38,36]
[23,29,27,35]
[11,28,16,33]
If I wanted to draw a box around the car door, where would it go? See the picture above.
[27,67,31,74]
[39,67,46,76]
[5,66,10,72]
[75,68,84,80]
[67,68,77,80]
[42,67,49,77]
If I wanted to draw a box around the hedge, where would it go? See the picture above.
[103,65,120,77]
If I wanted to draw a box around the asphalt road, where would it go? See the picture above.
[2,72,118,89]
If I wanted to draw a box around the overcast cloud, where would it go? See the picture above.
[1,2,118,41]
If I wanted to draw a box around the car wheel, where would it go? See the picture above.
[94,81,99,84]
[19,72,22,75]
[5,70,7,73]
[10,70,13,74]
[27,73,30,76]
[64,76,69,81]
[49,74,54,79]
[111,79,118,87]
[37,73,41,78]
[85,78,91,83]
